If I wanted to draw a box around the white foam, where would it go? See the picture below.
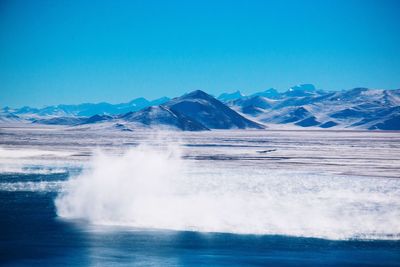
[0,181,64,192]
[0,165,68,175]
[55,145,400,240]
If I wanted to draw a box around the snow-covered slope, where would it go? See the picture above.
[0,112,24,123]
[120,105,209,131]
[165,90,264,130]
[225,86,400,130]
[229,96,275,116]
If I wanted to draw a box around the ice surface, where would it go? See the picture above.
[1,125,399,240]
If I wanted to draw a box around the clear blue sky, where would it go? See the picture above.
[1,0,399,107]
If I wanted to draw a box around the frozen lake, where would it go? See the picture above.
[0,125,399,266]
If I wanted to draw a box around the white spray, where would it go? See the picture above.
[55,145,400,240]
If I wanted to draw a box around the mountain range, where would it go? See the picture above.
[1,84,399,131]
[225,85,400,130]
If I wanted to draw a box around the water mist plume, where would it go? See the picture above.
[56,145,400,240]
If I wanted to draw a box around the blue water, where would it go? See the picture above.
[0,173,399,266]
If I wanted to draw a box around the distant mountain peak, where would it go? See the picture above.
[288,84,316,92]
[251,88,280,99]
[284,84,319,98]
[182,90,212,100]
[217,90,244,102]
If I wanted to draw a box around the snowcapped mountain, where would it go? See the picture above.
[164,90,264,129]
[119,105,209,131]
[66,90,264,131]
[250,88,280,99]
[217,90,244,102]
[117,90,264,130]
[229,96,275,116]
[225,85,400,130]
[2,85,399,131]
[5,97,170,118]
